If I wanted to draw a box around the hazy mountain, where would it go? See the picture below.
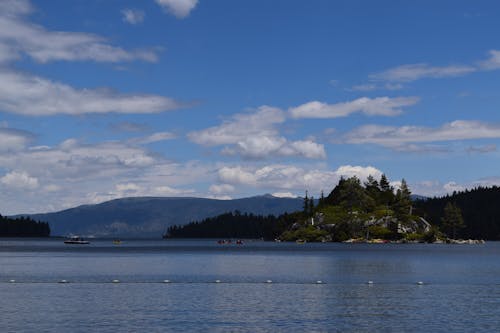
[19,195,304,238]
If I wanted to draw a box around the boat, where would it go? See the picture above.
[64,236,90,244]
[296,239,306,244]
[112,239,122,245]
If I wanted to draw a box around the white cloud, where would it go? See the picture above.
[121,9,145,25]
[129,132,177,145]
[0,1,157,64]
[189,106,285,146]
[217,164,382,195]
[343,120,500,148]
[272,192,297,198]
[0,128,33,151]
[209,183,235,195]
[189,106,326,160]
[0,70,183,115]
[289,97,419,119]
[0,136,213,214]
[369,63,476,82]
[155,0,199,18]
[1,171,39,190]
[443,181,465,193]
[478,50,500,70]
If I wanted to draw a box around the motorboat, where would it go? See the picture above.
[64,236,90,244]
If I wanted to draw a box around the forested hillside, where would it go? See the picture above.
[414,186,500,240]
[0,215,50,237]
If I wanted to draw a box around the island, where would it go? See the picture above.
[166,174,486,243]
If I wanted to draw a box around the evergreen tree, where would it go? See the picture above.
[309,197,314,216]
[336,177,374,211]
[364,175,380,203]
[379,174,395,206]
[393,179,412,223]
[303,190,309,215]
[441,202,465,239]
[319,190,325,206]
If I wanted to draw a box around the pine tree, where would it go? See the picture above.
[441,202,465,239]
[379,174,394,206]
[309,197,314,216]
[393,179,412,223]
[303,190,309,215]
[364,175,380,203]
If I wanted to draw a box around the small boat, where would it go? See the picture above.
[112,239,122,245]
[296,239,306,244]
[64,236,90,244]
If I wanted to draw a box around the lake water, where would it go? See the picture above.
[1,239,499,332]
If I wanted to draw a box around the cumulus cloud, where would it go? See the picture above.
[189,106,326,160]
[343,120,500,148]
[0,171,39,190]
[0,136,212,214]
[369,63,476,82]
[0,1,157,64]
[121,9,145,25]
[155,0,199,18]
[209,184,235,195]
[289,97,419,119]
[217,164,382,195]
[0,70,183,115]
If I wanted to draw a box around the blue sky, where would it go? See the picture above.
[1,0,500,214]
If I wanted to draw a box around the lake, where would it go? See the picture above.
[1,239,499,332]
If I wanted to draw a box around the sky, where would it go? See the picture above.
[1,0,500,214]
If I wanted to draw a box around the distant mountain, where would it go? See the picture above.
[17,195,304,238]
[411,194,428,201]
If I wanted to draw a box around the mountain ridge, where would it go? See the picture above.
[15,195,304,238]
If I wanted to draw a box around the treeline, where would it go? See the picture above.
[0,215,51,237]
[165,211,298,240]
[414,186,500,240]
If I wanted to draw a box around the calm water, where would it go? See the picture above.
[1,239,499,332]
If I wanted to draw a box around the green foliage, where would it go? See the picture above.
[280,225,329,242]
[0,215,50,237]
[368,225,393,239]
[440,202,465,239]
[393,179,412,223]
[378,174,395,206]
[319,205,350,225]
[422,227,441,243]
[414,186,500,240]
[326,176,375,212]
[405,233,424,242]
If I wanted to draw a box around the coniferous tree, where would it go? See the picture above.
[393,179,412,223]
[441,202,465,239]
[309,197,314,216]
[303,191,309,215]
[364,175,380,203]
[379,174,394,207]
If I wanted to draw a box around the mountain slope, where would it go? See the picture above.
[20,195,304,237]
